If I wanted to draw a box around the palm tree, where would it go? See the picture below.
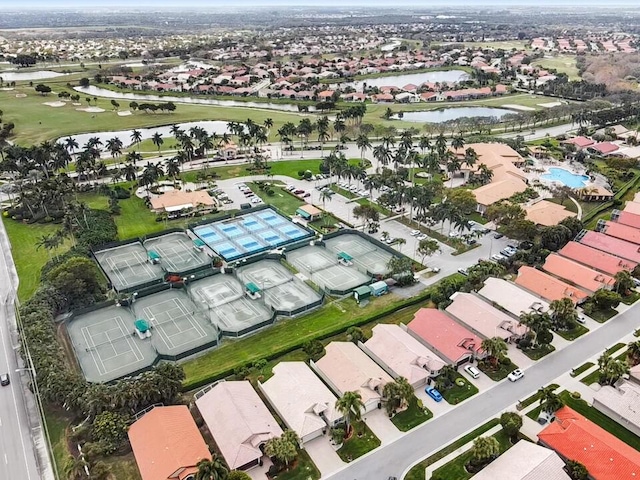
[130,129,143,151]
[549,297,578,331]
[469,436,500,466]
[319,189,333,227]
[396,237,406,253]
[195,455,228,480]
[538,386,563,414]
[165,156,181,182]
[64,455,88,480]
[481,337,508,368]
[335,391,365,434]
[627,340,640,366]
[64,136,79,157]
[355,133,371,166]
[614,270,634,295]
[151,132,164,156]
[598,352,629,386]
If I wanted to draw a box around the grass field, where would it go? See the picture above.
[336,420,381,462]
[390,397,433,432]
[0,85,310,145]
[532,55,580,80]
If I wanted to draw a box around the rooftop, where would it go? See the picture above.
[515,266,589,304]
[314,342,394,405]
[260,362,341,439]
[539,406,640,480]
[524,200,576,226]
[407,308,483,364]
[624,201,640,216]
[579,231,640,264]
[614,210,640,230]
[474,177,528,207]
[149,189,215,211]
[128,405,210,480]
[445,292,527,340]
[477,277,550,317]
[195,381,283,470]
[558,241,637,276]
[363,324,446,384]
[543,254,615,293]
[593,380,640,432]
[598,221,640,245]
[471,441,571,480]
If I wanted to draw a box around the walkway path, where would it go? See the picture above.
[569,195,583,220]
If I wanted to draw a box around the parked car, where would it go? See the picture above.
[576,315,586,324]
[507,369,524,382]
[250,197,262,204]
[302,192,311,198]
[416,234,428,241]
[458,268,469,276]
[294,189,305,195]
[519,241,533,250]
[287,185,296,191]
[425,386,443,402]
[0,373,9,386]
[467,239,477,245]
[464,365,481,379]
[493,233,504,239]
[410,230,420,236]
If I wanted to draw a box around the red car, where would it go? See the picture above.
[294,189,305,195]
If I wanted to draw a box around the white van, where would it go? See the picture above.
[464,365,480,379]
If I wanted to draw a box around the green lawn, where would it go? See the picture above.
[0,85,309,145]
[1,216,72,300]
[522,344,555,360]
[336,420,381,462]
[404,418,501,480]
[555,325,589,341]
[102,453,142,480]
[431,430,516,480]
[532,55,580,80]
[477,359,518,382]
[441,375,479,405]
[588,308,618,323]
[390,397,433,432]
[571,362,594,378]
[580,369,601,386]
[559,390,640,451]
[621,291,640,305]
[250,184,306,216]
[272,449,320,480]
[606,342,626,356]
[182,292,431,389]
[44,407,72,480]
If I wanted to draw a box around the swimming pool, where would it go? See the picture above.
[541,168,589,189]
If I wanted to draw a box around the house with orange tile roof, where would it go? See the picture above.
[128,405,211,480]
[538,406,640,480]
[578,231,640,264]
[558,241,636,276]
[624,201,640,216]
[406,308,484,366]
[311,341,393,413]
[515,266,589,305]
[542,254,615,293]
[524,200,576,226]
[596,220,640,245]
[149,190,216,214]
[563,136,595,149]
[195,381,283,471]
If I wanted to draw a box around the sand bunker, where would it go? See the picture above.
[538,102,563,108]
[117,110,132,117]
[76,107,106,113]
[72,102,82,106]
[43,101,66,108]
[501,104,535,111]
[15,93,27,98]
[0,87,14,91]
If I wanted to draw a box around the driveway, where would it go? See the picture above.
[363,409,403,445]
[304,436,345,476]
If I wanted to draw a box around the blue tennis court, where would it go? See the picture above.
[191,208,314,262]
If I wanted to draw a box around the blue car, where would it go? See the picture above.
[425,386,443,402]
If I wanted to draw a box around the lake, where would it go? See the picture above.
[344,70,470,91]
[394,107,516,123]
[57,120,231,149]
[0,70,68,81]
[74,85,314,113]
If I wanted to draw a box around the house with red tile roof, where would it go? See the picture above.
[558,241,636,276]
[515,266,589,305]
[406,308,484,366]
[624,201,640,216]
[564,136,595,149]
[612,209,640,230]
[542,254,615,293]
[538,406,640,480]
[596,220,640,245]
[128,405,211,480]
[579,231,640,264]
[589,142,620,155]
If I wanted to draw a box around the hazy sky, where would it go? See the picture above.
[9,0,640,7]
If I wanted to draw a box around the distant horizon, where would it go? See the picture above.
[5,0,640,8]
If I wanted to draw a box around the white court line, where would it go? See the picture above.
[144,298,206,350]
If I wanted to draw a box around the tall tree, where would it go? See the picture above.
[335,391,365,434]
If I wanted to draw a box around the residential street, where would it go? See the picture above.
[324,301,640,480]
[0,218,48,479]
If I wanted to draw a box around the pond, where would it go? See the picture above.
[0,70,68,81]
[394,107,516,123]
[344,70,470,91]
[57,120,231,149]
[74,85,315,113]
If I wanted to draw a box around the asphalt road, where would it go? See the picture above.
[0,221,40,480]
[325,301,640,480]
